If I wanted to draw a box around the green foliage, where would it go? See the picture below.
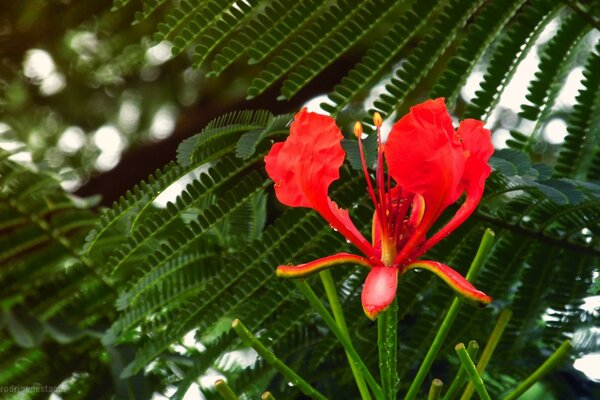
[2,0,600,399]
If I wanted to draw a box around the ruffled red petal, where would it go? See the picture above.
[385,99,465,232]
[385,99,466,264]
[412,119,493,258]
[265,108,345,208]
[265,109,375,258]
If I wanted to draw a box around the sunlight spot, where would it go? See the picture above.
[0,140,24,152]
[94,152,120,172]
[557,67,584,108]
[119,99,141,132]
[70,31,99,58]
[93,125,125,153]
[146,41,173,66]
[574,353,600,382]
[302,94,330,114]
[461,69,484,103]
[580,295,600,313]
[58,126,86,154]
[543,118,568,145]
[0,122,11,135]
[183,330,207,352]
[492,128,511,149]
[153,164,210,208]
[8,151,32,163]
[23,49,55,81]
[536,17,559,45]
[495,47,540,114]
[40,71,66,96]
[150,105,177,140]
[199,369,225,392]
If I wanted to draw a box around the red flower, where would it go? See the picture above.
[265,99,493,319]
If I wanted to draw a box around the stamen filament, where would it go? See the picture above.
[355,122,380,222]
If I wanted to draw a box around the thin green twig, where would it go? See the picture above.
[443,340,479,400]
[502,340,572,400]
[428,379,443,400]
[461,309,512,400]
[320,270,371,400]
[232,319,328,400]
[262,391,276,400]
[403,228,495,400]
[297,280,384,400]
[215,379,240,400]
[455,344,491,400]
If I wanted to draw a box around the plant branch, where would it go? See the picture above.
[443,340,479,400]
[460,309,512,400]
[319,270,371,400]
[455,344,491,400]
[297,280,384,400]
[502,340,572,400]
[403,228,495,400]
[232,319,328,400]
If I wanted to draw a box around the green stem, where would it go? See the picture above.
[319,270,371,400]
[460,309,512,400]
[378,297,398,399]
[502,340,572,400]
[428,379,443,400]
[455,344,491,400]
[403,228,495,400]
[215,379,240,400]
[232,319,328,400]
[443,340,479,400]
[297,280,384,400]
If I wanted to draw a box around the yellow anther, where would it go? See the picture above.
[353,121,363,138]
[373,112,383,128]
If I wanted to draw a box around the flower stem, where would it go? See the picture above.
[455,343,491,400]
[378,297,398,399]
[502,340,572,400]
[403,228,495,400]
[297,280,384,400]
[231,319,328,400]
[319,270,371,400]
[460,309,512,400]
[428,379,443,400]
[215,379,240,400]
[442,340,479,400]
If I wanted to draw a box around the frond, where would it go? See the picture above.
[367,0,484,119]
[555,38,600,179]
[430,0,526,107]
[510,9,592,151]
[463,0,560,121]
[321,0,441,115]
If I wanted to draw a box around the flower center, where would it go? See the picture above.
[355,114,418,267]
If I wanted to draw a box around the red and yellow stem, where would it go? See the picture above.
[405,260,492,307]
[276,252,373,279]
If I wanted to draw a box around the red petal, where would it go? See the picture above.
[265,109,375,258]
[264,108,345,208]
[361,266,398,320]
[458,119,493,198]
[276,252,373,278]
[405,260,492,307]
[412,119,493,258]
[385,98,465,235]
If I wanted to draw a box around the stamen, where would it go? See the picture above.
[355,122,380,222]
[374,113,387,238]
